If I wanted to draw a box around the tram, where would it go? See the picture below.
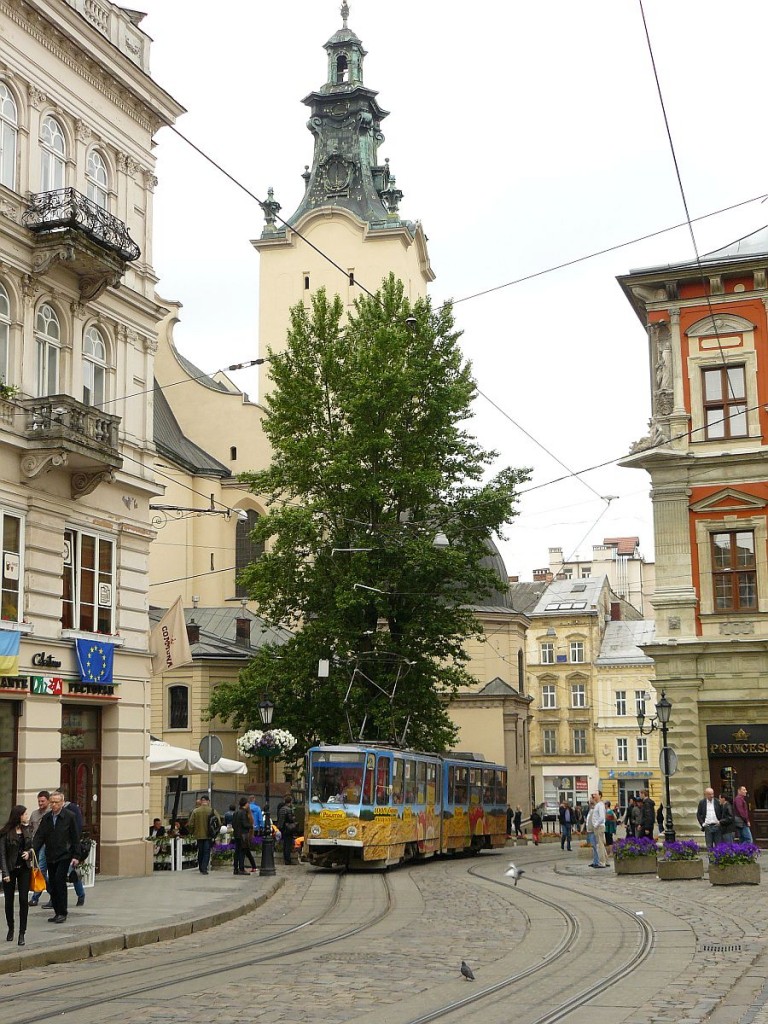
[304,743,508,869]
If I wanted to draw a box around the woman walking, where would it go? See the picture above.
[0,804,32,946]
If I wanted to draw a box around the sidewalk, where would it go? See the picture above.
[0,868,285,975]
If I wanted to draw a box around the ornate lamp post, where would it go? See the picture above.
[236,703,296,878]
[637,690,675,843]
[258,697,276,877]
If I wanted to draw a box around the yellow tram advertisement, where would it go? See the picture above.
[305,744,507,869]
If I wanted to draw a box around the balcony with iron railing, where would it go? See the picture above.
[23,189,141,301]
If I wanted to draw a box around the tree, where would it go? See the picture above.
[209,275,529,754]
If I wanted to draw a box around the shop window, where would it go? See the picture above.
[168,685,189,729]
[711,530,757,611]
[61,705,100,751]
[62,528,115,633]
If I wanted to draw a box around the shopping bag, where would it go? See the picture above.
[29,851,46,893]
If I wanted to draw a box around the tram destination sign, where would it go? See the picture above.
[707,724,768,757]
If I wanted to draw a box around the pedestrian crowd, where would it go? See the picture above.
[1,787,90,947]
[163,793,301,876]
[505,783,756,863]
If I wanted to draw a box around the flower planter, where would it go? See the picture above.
[614,854,657,875]
[708,862,761,886]
[657,858,704,880]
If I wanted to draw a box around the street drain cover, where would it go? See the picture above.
[701,944,742,953]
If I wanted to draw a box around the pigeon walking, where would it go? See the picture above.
[460,960,475,981]
[505,863,525,886]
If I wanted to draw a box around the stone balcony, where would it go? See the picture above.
[22,188,141,301]
[19,395,122,499]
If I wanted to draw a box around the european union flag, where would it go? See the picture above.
[75,639,114,685]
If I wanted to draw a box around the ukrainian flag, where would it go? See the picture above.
[0,630,20,676]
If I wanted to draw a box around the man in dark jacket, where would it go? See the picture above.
[32,792,80,922]
[276,796,297,865]
[696,786,724,850]
[718,793,735,843]
[639,790,656,838]
[558,801,574,851]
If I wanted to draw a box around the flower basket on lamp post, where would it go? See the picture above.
[236,707,296,878]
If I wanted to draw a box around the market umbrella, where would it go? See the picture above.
[148,740,248,822]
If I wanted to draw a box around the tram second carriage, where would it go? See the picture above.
[304,744,508,869]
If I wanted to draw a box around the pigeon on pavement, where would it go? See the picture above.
[460,960,475,981]
[505,863,525,885]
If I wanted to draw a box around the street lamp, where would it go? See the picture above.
[258,698,276,877]
[637,689,675,843]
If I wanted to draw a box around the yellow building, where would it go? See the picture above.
[526,576,659,815]
[151,9,533,810]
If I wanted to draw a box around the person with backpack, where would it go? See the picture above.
[187,796,217,875]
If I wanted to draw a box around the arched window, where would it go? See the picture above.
[336,53,349,83]
[168,685,189,729]
[86,149,108,209]
[0,83,17,189]
[0,284,10,386]
[35,303,60,396]
[83,325,107,406]
[235,510,265,598]
[40,115,66,191]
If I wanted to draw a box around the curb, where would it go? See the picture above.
[0,877,285,976]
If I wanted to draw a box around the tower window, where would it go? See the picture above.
[304,274,310,291]
[336,54,349,83]
[230,446,237,461]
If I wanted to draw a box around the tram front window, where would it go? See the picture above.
[310,753,365,804]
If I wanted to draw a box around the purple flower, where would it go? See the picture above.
[613,836,658,860]
[709,841,760,866]
[660,840,701,861]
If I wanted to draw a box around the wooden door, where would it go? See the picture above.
[60,705,102,869]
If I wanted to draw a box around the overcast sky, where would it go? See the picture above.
[137,1,768,585]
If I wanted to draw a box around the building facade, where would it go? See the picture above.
[0,0,182,873]
[525,576,657,813]
[619,228,768,840]
[536,537,656,617]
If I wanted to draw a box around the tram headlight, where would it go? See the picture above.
[346,825,358,838]
[310,825,321,837]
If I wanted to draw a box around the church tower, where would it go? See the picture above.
[252,3,434,396]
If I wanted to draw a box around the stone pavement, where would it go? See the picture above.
[0,866,284,976]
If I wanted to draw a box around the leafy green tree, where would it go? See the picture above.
[209,275,529,754]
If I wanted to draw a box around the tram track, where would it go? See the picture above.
[4,871,395,1023]
[400,858,655,1024]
